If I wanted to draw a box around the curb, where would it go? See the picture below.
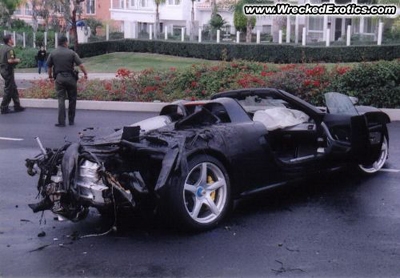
[3,98,400,121]
[381,109,400,122]
[17,98,166,113]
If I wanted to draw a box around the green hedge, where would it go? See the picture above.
[14,47,38,68]
[77,39,400,63]
[329,60,400,108]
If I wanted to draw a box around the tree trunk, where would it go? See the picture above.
[72,0,86,51]
[211,0,217,16]
[190,1,195,41]
[246,20,252,43]
[272,17,286,43]
[72,6,79,51]
[31,0,38,33]
[155,4,160,39]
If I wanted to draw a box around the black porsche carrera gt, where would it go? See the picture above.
[26,88,390,231]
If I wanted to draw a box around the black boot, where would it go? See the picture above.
[1,106,11,114]
[28,197,53,213]
[14,106,25,112]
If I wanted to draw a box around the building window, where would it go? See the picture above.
[364,18,374,34]
[25,3,33,15]
[129,0,136,8]
[308,17,324,31]
[86,0,96,14]
[262,25,272,34]
[138,0,149,7]
[53,3,65,13]
[168,0,181,5]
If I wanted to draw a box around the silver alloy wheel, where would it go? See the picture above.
[183,162,228,224]
[358,136,388,174]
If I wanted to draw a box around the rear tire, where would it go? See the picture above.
[163,155,231,232]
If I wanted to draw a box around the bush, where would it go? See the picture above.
[15,47,38,68]
[329,60,400,108]
[18,60,400,108]
[76,39,400,63]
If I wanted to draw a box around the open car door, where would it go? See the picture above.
[323,92,388,166]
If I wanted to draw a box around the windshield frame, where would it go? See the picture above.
[325,92,359,115]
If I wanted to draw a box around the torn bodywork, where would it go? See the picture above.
[26,113,227,222]
[26,91,391,231]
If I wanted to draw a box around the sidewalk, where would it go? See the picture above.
[15,72,117,80]
[15,72,117,87]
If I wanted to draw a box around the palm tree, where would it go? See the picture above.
[31,0,50,32]
[233,0,267,43]
[154,0,166,39]
[0,0,25,27]
[211,0,217,17]
[70,0,86,51]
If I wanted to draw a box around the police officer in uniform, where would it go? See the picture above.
[47,36,88,127]
[0,34,25,114]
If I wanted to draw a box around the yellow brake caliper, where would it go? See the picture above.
[207,176,216,201]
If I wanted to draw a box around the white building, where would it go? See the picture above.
[109,0,379,43]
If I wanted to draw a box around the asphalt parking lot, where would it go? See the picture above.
[1,108,399,277]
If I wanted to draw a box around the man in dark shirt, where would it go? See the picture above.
[0,34,25,114]
[37,46,47,74]
[47,36,88,127]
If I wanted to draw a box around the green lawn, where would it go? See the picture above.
[82,52,219,73]
[15,52,219,74]
[16,52,356,74]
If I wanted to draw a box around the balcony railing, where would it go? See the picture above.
[111,0,155,10]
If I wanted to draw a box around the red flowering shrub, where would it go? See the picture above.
[116,68,133,79]
[20,60,400,108]
[268,64,333,105]
[17,79,56,99]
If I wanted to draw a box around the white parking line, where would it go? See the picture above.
[0,136,24,141]
[380,168,400,173]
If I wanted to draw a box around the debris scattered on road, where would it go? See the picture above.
[67,231,80,240]
[37,231,46,237]
[20,219,32,223]
[286,247,300,252]
[271,260,305,274]
[29,244,51,253]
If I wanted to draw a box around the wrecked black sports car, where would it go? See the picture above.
[26,89,390,231]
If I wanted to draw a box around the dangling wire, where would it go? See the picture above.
[79,181,118,239]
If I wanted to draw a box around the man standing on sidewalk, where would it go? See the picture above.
[36,46,47,74]
[0,34,25,114]
[47,36,88,127]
